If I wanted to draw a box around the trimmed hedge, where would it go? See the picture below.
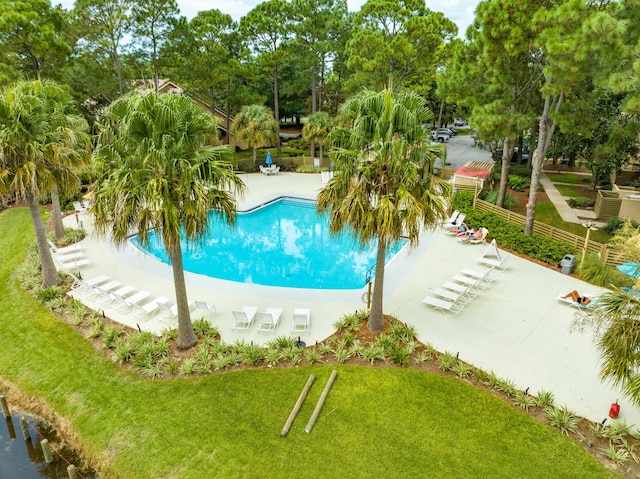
[451,191,574,265]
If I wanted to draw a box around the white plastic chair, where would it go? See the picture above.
[193,301,216,319]
[291,308,311,334]
[232,306,258,330]
[256,308,282,332]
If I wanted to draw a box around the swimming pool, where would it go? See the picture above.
[132,198,407,289]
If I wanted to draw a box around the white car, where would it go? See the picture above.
[431,131,450,142]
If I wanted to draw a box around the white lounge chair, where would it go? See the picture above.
[441,210,459,226]
[432,287,471,305]
[443,213,466,233]
[131,297,167,319]
[421,295,464,315]
[54,255,91,270]
[460,227,488,245]
[73,201,87,214]
[477,239,509,270]
[193,300,216,319]
[69,274,110,297]
[232,306,258,330]
[460,268,493,287]
[556,293,596,309]
[292,308,311,333]
[48,239,83,255]
[256,308,282,332]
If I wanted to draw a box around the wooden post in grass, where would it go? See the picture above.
[20,416,30,441]
[41,439,53,463]
[305,370,338,433]
[67,464,79,479]
[281,374,315,438]
[0,395,10,418]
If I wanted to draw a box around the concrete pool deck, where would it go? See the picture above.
[66,171,640,428]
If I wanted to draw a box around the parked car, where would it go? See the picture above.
[438,128,458,136]
[431,131,450,142]
[493,146,529,164]
[454,118,467,127]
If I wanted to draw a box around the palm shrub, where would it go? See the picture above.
[438,351,458,371]
[545,406,579,435]
[483,189,516,210]
[576,253,633,288]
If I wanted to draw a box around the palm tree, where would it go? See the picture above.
[574,290,640,407]
[231,104,279,163]
[318,89,450,331]
[0,80,90,287]
[302,111,332,164]
[92,92,245,350]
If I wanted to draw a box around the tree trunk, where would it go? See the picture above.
[27,189,60,288]
[225,79,231,145]
[168,242,198,350]
[311,63,317,115]
[50,183,65,240]
[368,240,386,331]
[497,137,514,208]
[310,140,316,161]
[319,144,323,163]
[252,147,257,163]
[152,36,159,94]
[525,93,563,235]
[111,35,124,96]
[319,57,326,111]
[274,65,281,155]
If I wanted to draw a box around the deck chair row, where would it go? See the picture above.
[421,267,494,315]
[69,273,215,324]
[232,306,311,333]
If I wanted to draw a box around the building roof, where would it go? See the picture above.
[453,161,494,180]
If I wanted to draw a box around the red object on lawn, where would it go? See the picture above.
[609,400,620,419]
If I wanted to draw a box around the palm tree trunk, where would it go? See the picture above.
[27,188,60,288]
[310,140,316,161]
[368,240,386,331]
[168,242,198,350]
[111,35,124,96]
[50,183,65,240]
[274,65,281,155]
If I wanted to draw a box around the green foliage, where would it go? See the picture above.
[514,391,537,412]
[333,313,362,332]
[388,344,411,367]
[303,348,323,365]
[266,336,298,351]
[576,253,633,288]
[603,217,640,235]
[535,389,555,409]
[265,348,282,366]
[451,361,473,378]
[102,325,124,349]
[192,318,217,337]
[452,202,575,264]
[36,286,64,302]
[438,351,458,371]
[495,377,519,397]
[484,189,516,210]
[241,344,266,366]
[545,406,579,435]
[334,347,353,363]
[361,344,386,364]
[508,175,530,192]
[387,321,417,342]
[451,190,475,212]
[600,442,629,465]
[296,165,326,173]
[567,197,595,208]
[546,173,587,184]
[287,138,309,149]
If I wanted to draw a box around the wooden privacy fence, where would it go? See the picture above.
[474,199,626,268]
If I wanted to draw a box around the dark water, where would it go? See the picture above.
[0,412,97,479]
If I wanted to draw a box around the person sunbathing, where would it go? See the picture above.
[459,228,482,242]
[561,290,592,306]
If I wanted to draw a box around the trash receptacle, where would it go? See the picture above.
[560,254,576,275]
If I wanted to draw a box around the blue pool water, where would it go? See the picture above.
[132,198,407,289]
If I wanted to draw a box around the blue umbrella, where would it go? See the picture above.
[617,262,640,278]
[265,151,273,166]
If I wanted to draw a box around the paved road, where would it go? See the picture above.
[443,132,494,170]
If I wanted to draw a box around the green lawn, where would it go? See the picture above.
[0,208,619,479]
[536,201,611,244]
[546,172,591,184]
[555,183,589,198]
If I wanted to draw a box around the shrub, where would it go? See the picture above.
[577,253,633,288]
[508,175,530,192]
[483,189,516,211]
[568,197,594,208]
[545,406,579,435]
[297,165,326,173]
[36,286,64,302]
[603,216,640,235]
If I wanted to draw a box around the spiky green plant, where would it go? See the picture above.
[212,353,233,371]
[36,286,64,302]
[607,420,633,443]
[600,442,630,465]
[451,361,473,378]
[179,358,198,375]
[514,391,536,412]
[265,348,282,366]
[333,313,361,332]
[163,359,181,375]
[102,325,125,349]
[85,317,103,339]
[438,351,458,372]
[241,344,265,366]
[361,344,386,364]
[111,338,136,363]
[161,328,179,341]
[545,406,579,435]
[136,357,163,378]
[388,345,410,367]
[266,336,297,351]
[413,350,430,364]
[388,322,417,343]
[349,342,364,356]
[375,333,399,353]
[334,348,353,363]
[192,318,217,337]
[281,347,302,365]
[535,389,555,408]
[341,332,357,346]
[576,253,633,288]
[304,348,323,365]
[317,342,334,355]
[403,340,418,355]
